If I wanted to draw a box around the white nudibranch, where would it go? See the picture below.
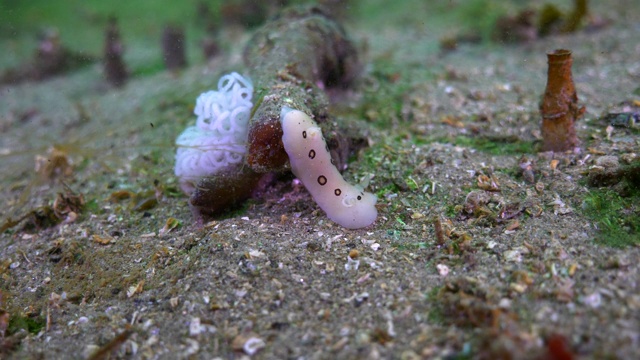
[280,107,377,229]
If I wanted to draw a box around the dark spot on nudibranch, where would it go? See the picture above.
[335,189,342,196]
[357,195,362,200]
[309,149,316,159]
[302,130,307,139]
[318,175,327,185]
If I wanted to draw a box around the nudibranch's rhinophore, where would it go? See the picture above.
[280,107,377,229]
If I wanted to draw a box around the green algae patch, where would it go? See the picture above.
[582,189,640,248]
[8,314,45,335]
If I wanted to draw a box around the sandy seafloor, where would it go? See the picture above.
[1,0,639,359]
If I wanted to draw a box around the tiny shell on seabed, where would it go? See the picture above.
[232,333,265,355]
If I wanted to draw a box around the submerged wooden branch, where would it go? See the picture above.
[161,25,187,71]
[104,18,128,87]
[243,5,360,173]
[540,49,585,152]
[0,29,96,85]
[562,0,589,33]
[188,5,361,216]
